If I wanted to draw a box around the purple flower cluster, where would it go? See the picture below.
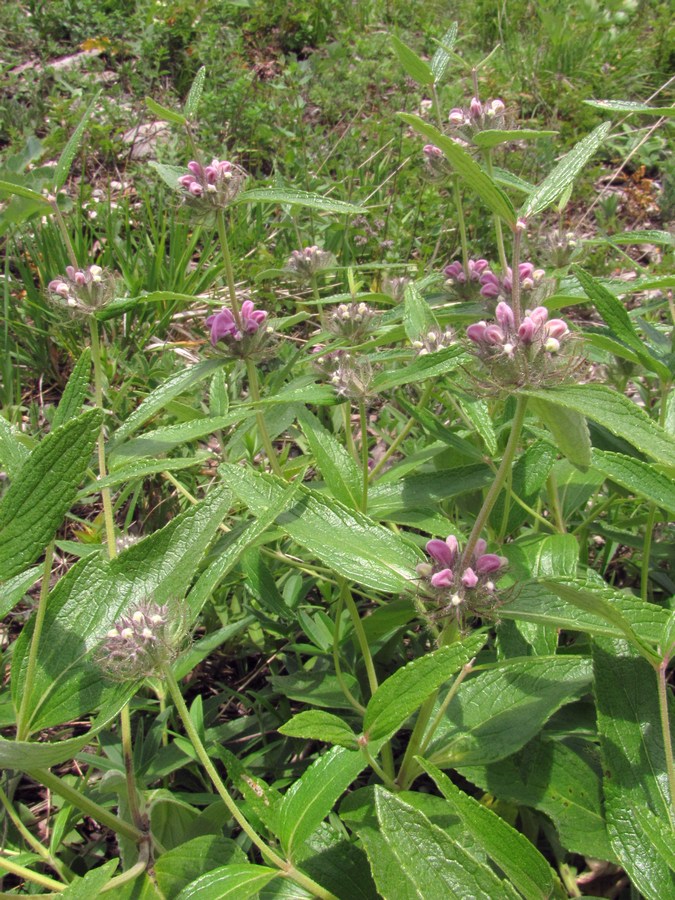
[286,245,335,281]
[444,258,490,286]
[478,263,546,300]
[177,159,246,208]
[99,601,184,681]
[467,301,569,357]
[47,264,111,316]
[206,300,267,345]
[417,534,506,614]
[448,97,506,133]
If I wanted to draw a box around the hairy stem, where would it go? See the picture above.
[16,544,54,741]
[215,210,242,330]
[462,397,528,565]
[245,359,284,477]
[120,703,144,831]
[162,666,337,899]
[452,176,470,278]
[656,658,675,825]
[89,319,117,559]
[358,400,369,511]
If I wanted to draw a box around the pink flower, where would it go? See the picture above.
[431,568,454,588]
[426,535,459,568]
[206,308,239,344]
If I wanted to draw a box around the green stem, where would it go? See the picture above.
[89,319,117,559]
[16,544,54,741]
[28,767,142,844]
[462,397,528,565]
[483,152,509,275]
[245,359,284,477]
[641,382,670,602]
[120,703,144,830]
[0,855,65,893]
[215,210,242,330]
[396,620,460,789]
[451,176,470,278]
[655,657,675,825]
[358,400,369,512]
[332,594,366,714]
[510,225,523,327]
[162,666,337,900]
[0,783,71,882]
[546,471,566,534]
[50,201,79,271]
[343,402,357,462]
[417,658,475,757]
[342,583,378,699]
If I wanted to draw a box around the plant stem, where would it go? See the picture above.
[483,151,509,275]
[358,400,369,511]
[16,544,54,741]
[343,403,357,462]
[395,620,460,790]
[342,583,378,699]
[215,210,242,329]
[0,783,71,882]
[332,593,366,714]
[0,855,65,893]
[29,767,142,844]
[120,703,144,831]
[162,666,337,899]
[655,657,675,825]
[89,319,117,559]
[546,471,566,534]
[462,396,528,565]
[510,225,523,327]
[451,176,470,278]
[50,201,79,271]
[245,359,283,477]
[417,658,475,757]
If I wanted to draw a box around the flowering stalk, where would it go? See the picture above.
[483,150,509,275]
[16,543,54,740]
[358,400,369,511]
[451,176,471,279]
[462,395,528,565]
[120,703,145,831]
[90,319,117,559]
[162,665,337,900]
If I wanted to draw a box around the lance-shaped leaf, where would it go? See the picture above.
[11,485,232,732]
[0,567,40,619]
[419,759,566,899]
[155,836,246,899]
[0,408,102,581]
[430,23,459,83]
[593,638,675,896]
[391,34,434,85]
[278,746,367,859]
[279,710,358,750]
[297,408,361,509]
[584,99,675,117]
[398,114,517,227]
[592,449,675,514]
[145,96,188,126]
[521,122,611,218]
[524,384,675,467]
[529,397,592,471]
[220,464,422,592]
[235,187,365,215]
[0,415,31,479]
[472,128,557,149]
[175,864,279,900]
[372,788,519,899]
[0,179,51,206]
[52,348,92,430]
[183,66,206,119]
[54,92,101,190]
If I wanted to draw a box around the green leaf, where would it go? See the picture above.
[398,114,517,227]
[145,96,188,126]
[430,23,458,82]
[489,440,556,532]
[112,359,224,446]
[148,161,191,190]
[586,229,675,247]
[390,35,434,85]
[584,99,675,117]
[521,122,611,218]
[418,759,565,899]
[235,187,365,215]
[0,409,103,581]
[279,746,367,859]
[524,384,675,467]
[295,821,378,900]
[403,281,438,342]
[528,397,591,470]
[12,485,232,732]
[279,711,357,749]
[371,345,466,391]
[297,408,361,509]
[368,464,492,519]
[0,566,40,619]
[472,128,557,149]
[500,579,669,645]
[220,464,422,592]
[372,787,518,899]
[426,655,592,766]
[593,638,675,895]
[0,179,51,206]
[52,349,92,430]
[79,456,206,496]
[573,266,670,380]
[592,449,675,513]
[540,579,659,663]
[460,736,615,861]
[175,864,278,900]
[184,66,206,119]
[155,836,246,898]
[110,413,252,463]
[60,859,117,898]
[363,634,487,745]
[54,92,101,190]
[0,415,31,478]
